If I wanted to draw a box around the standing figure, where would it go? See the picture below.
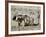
[30,12,34,26]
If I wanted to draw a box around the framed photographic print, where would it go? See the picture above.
[5,1,45,36]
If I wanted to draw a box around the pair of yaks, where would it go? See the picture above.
[13,15,34,26]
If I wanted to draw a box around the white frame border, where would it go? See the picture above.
[8,3,43,34]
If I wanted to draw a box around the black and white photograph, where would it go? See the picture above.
[11,5,40,31]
